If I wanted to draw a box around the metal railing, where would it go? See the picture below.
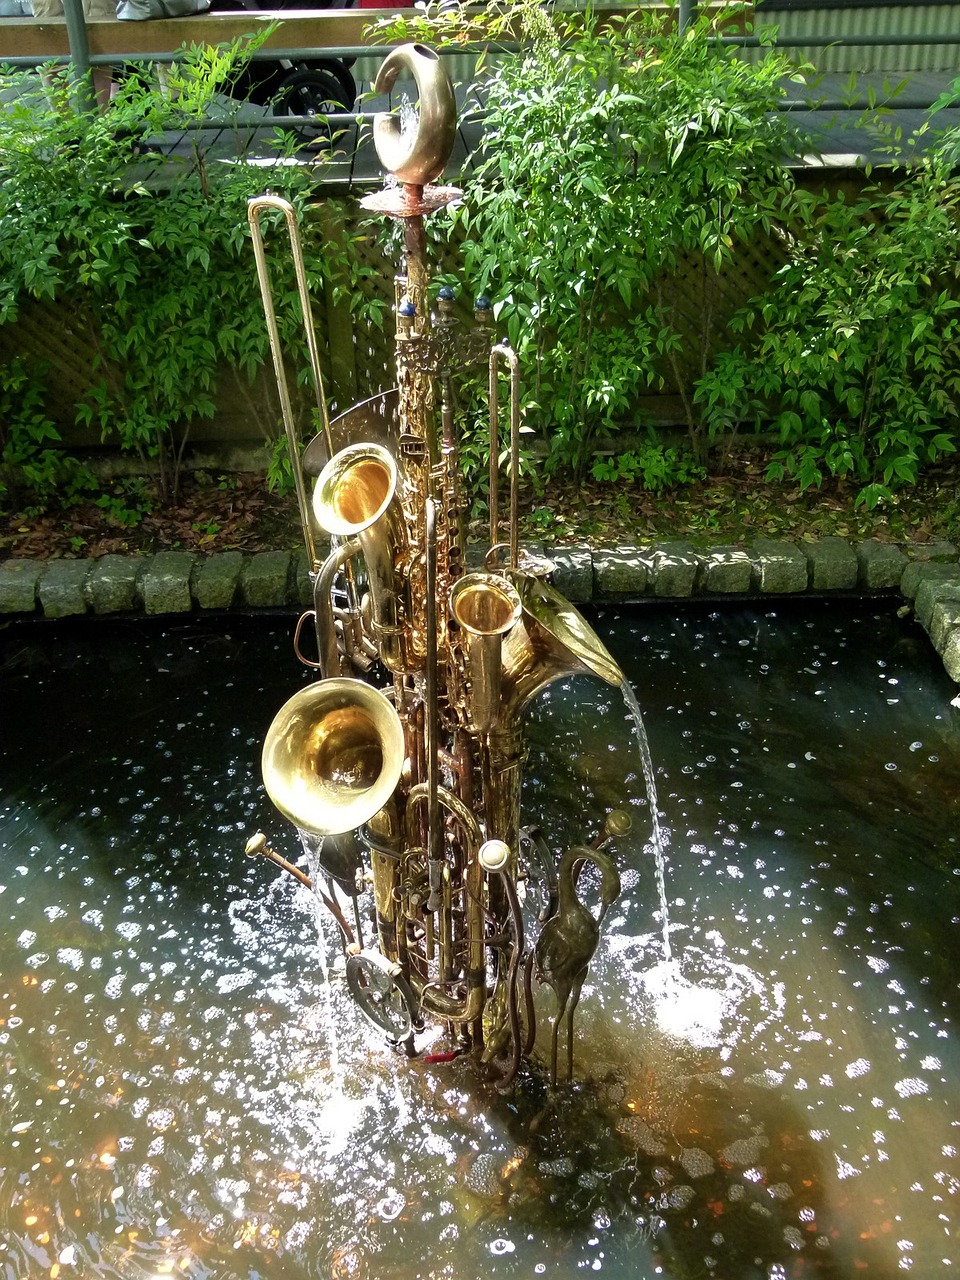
[3,5,955,134]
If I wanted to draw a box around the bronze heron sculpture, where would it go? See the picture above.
[534,845,621,1086]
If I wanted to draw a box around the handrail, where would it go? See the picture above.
[1,10,953,121]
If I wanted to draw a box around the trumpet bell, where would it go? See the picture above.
[262,678,405,836]
[450,573,523,734]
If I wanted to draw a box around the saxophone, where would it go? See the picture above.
[245,44,629,1087]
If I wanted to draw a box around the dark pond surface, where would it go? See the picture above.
[1,601,958,1279]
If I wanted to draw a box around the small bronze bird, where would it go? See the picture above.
[534,845,621,1086]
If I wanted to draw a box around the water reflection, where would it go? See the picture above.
[1,604,958,1278]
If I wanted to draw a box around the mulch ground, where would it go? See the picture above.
[1,445,959,561]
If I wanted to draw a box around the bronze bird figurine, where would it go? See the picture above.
[534,845,621,1086]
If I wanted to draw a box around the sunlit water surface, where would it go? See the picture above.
[1,603,958,1280]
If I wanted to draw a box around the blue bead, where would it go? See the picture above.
[399,298,416,317]
[475,296,491,311]
[438,285,455,302]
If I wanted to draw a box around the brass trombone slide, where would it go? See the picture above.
[489,343,521,569]
[247,194,333,572]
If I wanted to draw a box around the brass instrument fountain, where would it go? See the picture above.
[245,44,630,1088]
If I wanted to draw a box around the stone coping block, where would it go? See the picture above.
[943,627,960,684]
[87,554,141,615]
[699,546,753,595]
[647,542,700,598]
[806,536,858,592]
[193,551,244,611]
[749,538,808,594]
[293,550,313,609]
[915,576,960,633]
[3,536,960,690]
[240,551,293,609]
[856,539,907,590]
[549,547,593,602]
[38,559,90,618]
[931,601,960,654]
[0,558,42,614]
[901,559,960,602]
[904,540,957,564]
[141,551,196,615]
[593,547,648,601]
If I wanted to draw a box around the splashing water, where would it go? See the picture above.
[3,607,960,1279]
[301,834,342,1077]
[399,93,418,140]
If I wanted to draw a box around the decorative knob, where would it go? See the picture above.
[479,839,511,873]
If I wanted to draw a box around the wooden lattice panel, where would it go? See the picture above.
[0,196,826,449]
[0,296,100,424]
[648,226,791,385]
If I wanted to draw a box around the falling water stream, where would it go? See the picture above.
[619,679,672,967]
[1,601,959,1279]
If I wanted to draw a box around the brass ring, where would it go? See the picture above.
[372,43,457,186]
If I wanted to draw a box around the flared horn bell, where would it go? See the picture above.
[312,441,412,673]
[262,678,405,837]
[497,575,624,724]
[450,573,522,734]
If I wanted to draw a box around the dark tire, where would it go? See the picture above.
[310,58,357,108]
[272,66,355,150]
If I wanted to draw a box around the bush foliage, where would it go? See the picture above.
[377,1,960,506]
[1,8,958,516]
[0,41,384,510]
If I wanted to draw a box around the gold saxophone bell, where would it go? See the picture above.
[450,573,522,734]
[313,441,413,673]
[261,678,405,837]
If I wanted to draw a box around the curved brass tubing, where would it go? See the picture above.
[312,441,413,674]
[372,44,457,186]
[244,832,356,946]
[404,783,486,1023]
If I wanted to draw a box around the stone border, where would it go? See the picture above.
[2,536,959,686]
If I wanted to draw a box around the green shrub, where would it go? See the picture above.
[590,442,704,493]
[0,357,97,506]
[0,42,384,512]
[696,122,960,507]
[379,1,801,474]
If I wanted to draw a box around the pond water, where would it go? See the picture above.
[1,602,958,1280]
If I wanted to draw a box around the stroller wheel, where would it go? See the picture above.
[272,66,355,151]
[313,58,357,110]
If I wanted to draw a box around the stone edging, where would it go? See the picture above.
[2,536,959,686]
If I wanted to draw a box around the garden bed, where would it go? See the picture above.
[2,444,958,562]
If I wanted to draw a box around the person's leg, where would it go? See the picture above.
[81,0,118,109]
[31,0,70,108]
